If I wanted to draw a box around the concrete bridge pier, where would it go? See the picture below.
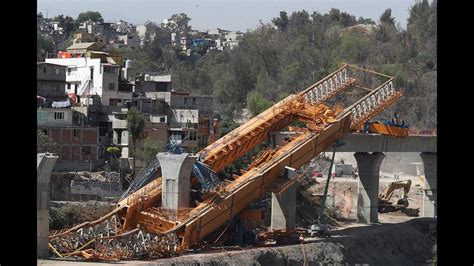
[420,152,437,218]
[271,166,298,231]
[354,152,385,224]
[158,153,198,219]
[37,153,58,259]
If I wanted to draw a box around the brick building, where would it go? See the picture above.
[37,108,103,171]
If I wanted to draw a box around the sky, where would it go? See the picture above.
[37,0,417,32]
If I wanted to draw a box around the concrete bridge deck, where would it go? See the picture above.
[334,133,436,152]
[271,132,436,152]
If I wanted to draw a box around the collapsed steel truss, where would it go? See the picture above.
[48,63,404,260]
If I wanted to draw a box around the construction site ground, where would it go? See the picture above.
[40,172,435,265]
[38,217,436,265]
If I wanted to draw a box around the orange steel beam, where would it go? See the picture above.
[201,65,355,173]
[178,114,352,249]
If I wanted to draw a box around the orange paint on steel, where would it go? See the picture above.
[368,123,409,138]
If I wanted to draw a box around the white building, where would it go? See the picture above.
[45,57,131,107]
[136,24,147,39]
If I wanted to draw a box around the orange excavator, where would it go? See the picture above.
[48,63,405,260]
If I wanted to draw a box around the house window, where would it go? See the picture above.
[42,129,48,135]
[43,67,46,74]
[67,83,71,91]
[73,129,79,137]
[90,67,94,80]
[109,83,115,90]
[37,111,48,120]
[192,98,196,105]
[160,117,166,123]
[184,98,187,105]
[67,68,71,75]
[54,112,65,120]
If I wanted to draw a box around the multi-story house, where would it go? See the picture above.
[45,42,132,109]
[37,62,67,102]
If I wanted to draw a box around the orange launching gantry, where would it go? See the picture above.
[48,64,403,260]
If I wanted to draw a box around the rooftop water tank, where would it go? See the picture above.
[125,59,133,68]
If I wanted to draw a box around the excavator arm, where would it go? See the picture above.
[379,180,412,201]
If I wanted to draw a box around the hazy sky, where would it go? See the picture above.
[38,0,416,31]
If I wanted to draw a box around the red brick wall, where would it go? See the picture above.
[71,146,81,161]
[82,129,98,145]
[61,146,71,160]
[72,129,81,144]
[50,128,61,143]
[62,128,71,143]
[90,146,97,160]
[39,127,100,162]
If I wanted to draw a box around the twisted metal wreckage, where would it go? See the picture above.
[48,63,404,260]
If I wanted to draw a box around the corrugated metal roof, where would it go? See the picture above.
[89,51,108,54]
[146,74,171,82]
[66,42,98,50]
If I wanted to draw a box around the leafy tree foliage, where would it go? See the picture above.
[122,4,437,128]
[37,31,54,60]
[247,91,274,116]
[136,139,164,167]
[272,11,289,31]
[380,8,395,25]
[53,15,76,35]
[161,13,191,36]
[77,11,104,23]
[37,130,59,154]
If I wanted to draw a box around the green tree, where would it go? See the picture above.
[127,107,145,177]
[136,139,164,167]
[161,13,191,35]
[219,116,239,137]
[37,130,59,154]
[53,15,76,36]
[37,31,54,60]
[141,38,163,62]
[77,11,104,23]
[272,11,289,31]
[380,8,395,25]
[247,91,274,116]
[357,16,375,25]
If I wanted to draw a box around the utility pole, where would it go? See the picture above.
[310,139,344,237]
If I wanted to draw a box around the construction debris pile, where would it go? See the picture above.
[72,171,122,183]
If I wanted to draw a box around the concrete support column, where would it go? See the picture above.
[354,152,385,224]
[420,152,437,218]
[158,153,197,218]
[271,166,297,231]
[37,153,58,259]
